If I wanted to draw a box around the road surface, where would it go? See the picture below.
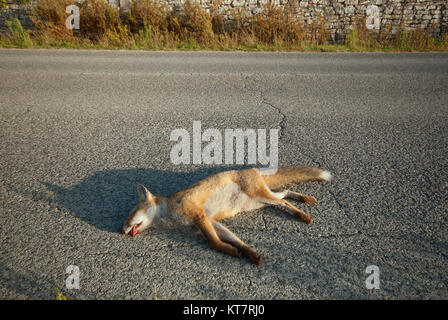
[0,49,447,299]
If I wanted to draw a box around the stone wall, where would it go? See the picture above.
[1,0,447,43]
[0,1,34,30]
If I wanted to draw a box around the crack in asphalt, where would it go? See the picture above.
[259,90,287,140]
[243,75,287,141]
[260,213,268,230]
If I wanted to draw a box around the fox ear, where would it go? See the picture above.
[137,184,153,203]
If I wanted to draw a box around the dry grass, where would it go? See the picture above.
[345,18,448,51]
[0,0,446,51]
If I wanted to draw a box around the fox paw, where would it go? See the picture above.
[229,246,241,258]
[246,251,263,266]
[302,195,317,205]
[302,215,314,224]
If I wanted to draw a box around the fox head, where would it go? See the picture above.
[122,184,163,236]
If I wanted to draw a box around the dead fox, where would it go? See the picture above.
[122,166,332,265]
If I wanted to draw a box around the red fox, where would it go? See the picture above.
[122,166,332,265]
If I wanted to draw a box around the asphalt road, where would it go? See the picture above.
[0,49,447,300]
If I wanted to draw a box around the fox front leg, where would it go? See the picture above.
[212,221,262,266]
[193,215,241,259]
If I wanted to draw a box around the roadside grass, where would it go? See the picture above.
[3,17,32,47]
[0,0,446,52]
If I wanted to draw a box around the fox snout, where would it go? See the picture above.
[122,223,141,237]
[122,225,138,237]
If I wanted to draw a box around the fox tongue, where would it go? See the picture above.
[130,225,138,237]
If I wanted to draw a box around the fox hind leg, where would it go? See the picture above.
[273,199,314,224]
[256,187,314,224]
[268,188,317,205]
[240,174,314,224]
[283,190,317,205]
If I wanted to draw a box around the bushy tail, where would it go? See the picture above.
[261,166,332,190]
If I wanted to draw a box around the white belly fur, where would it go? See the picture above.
[203,181,264,218]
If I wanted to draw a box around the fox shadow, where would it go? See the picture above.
[43,165,250,234]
